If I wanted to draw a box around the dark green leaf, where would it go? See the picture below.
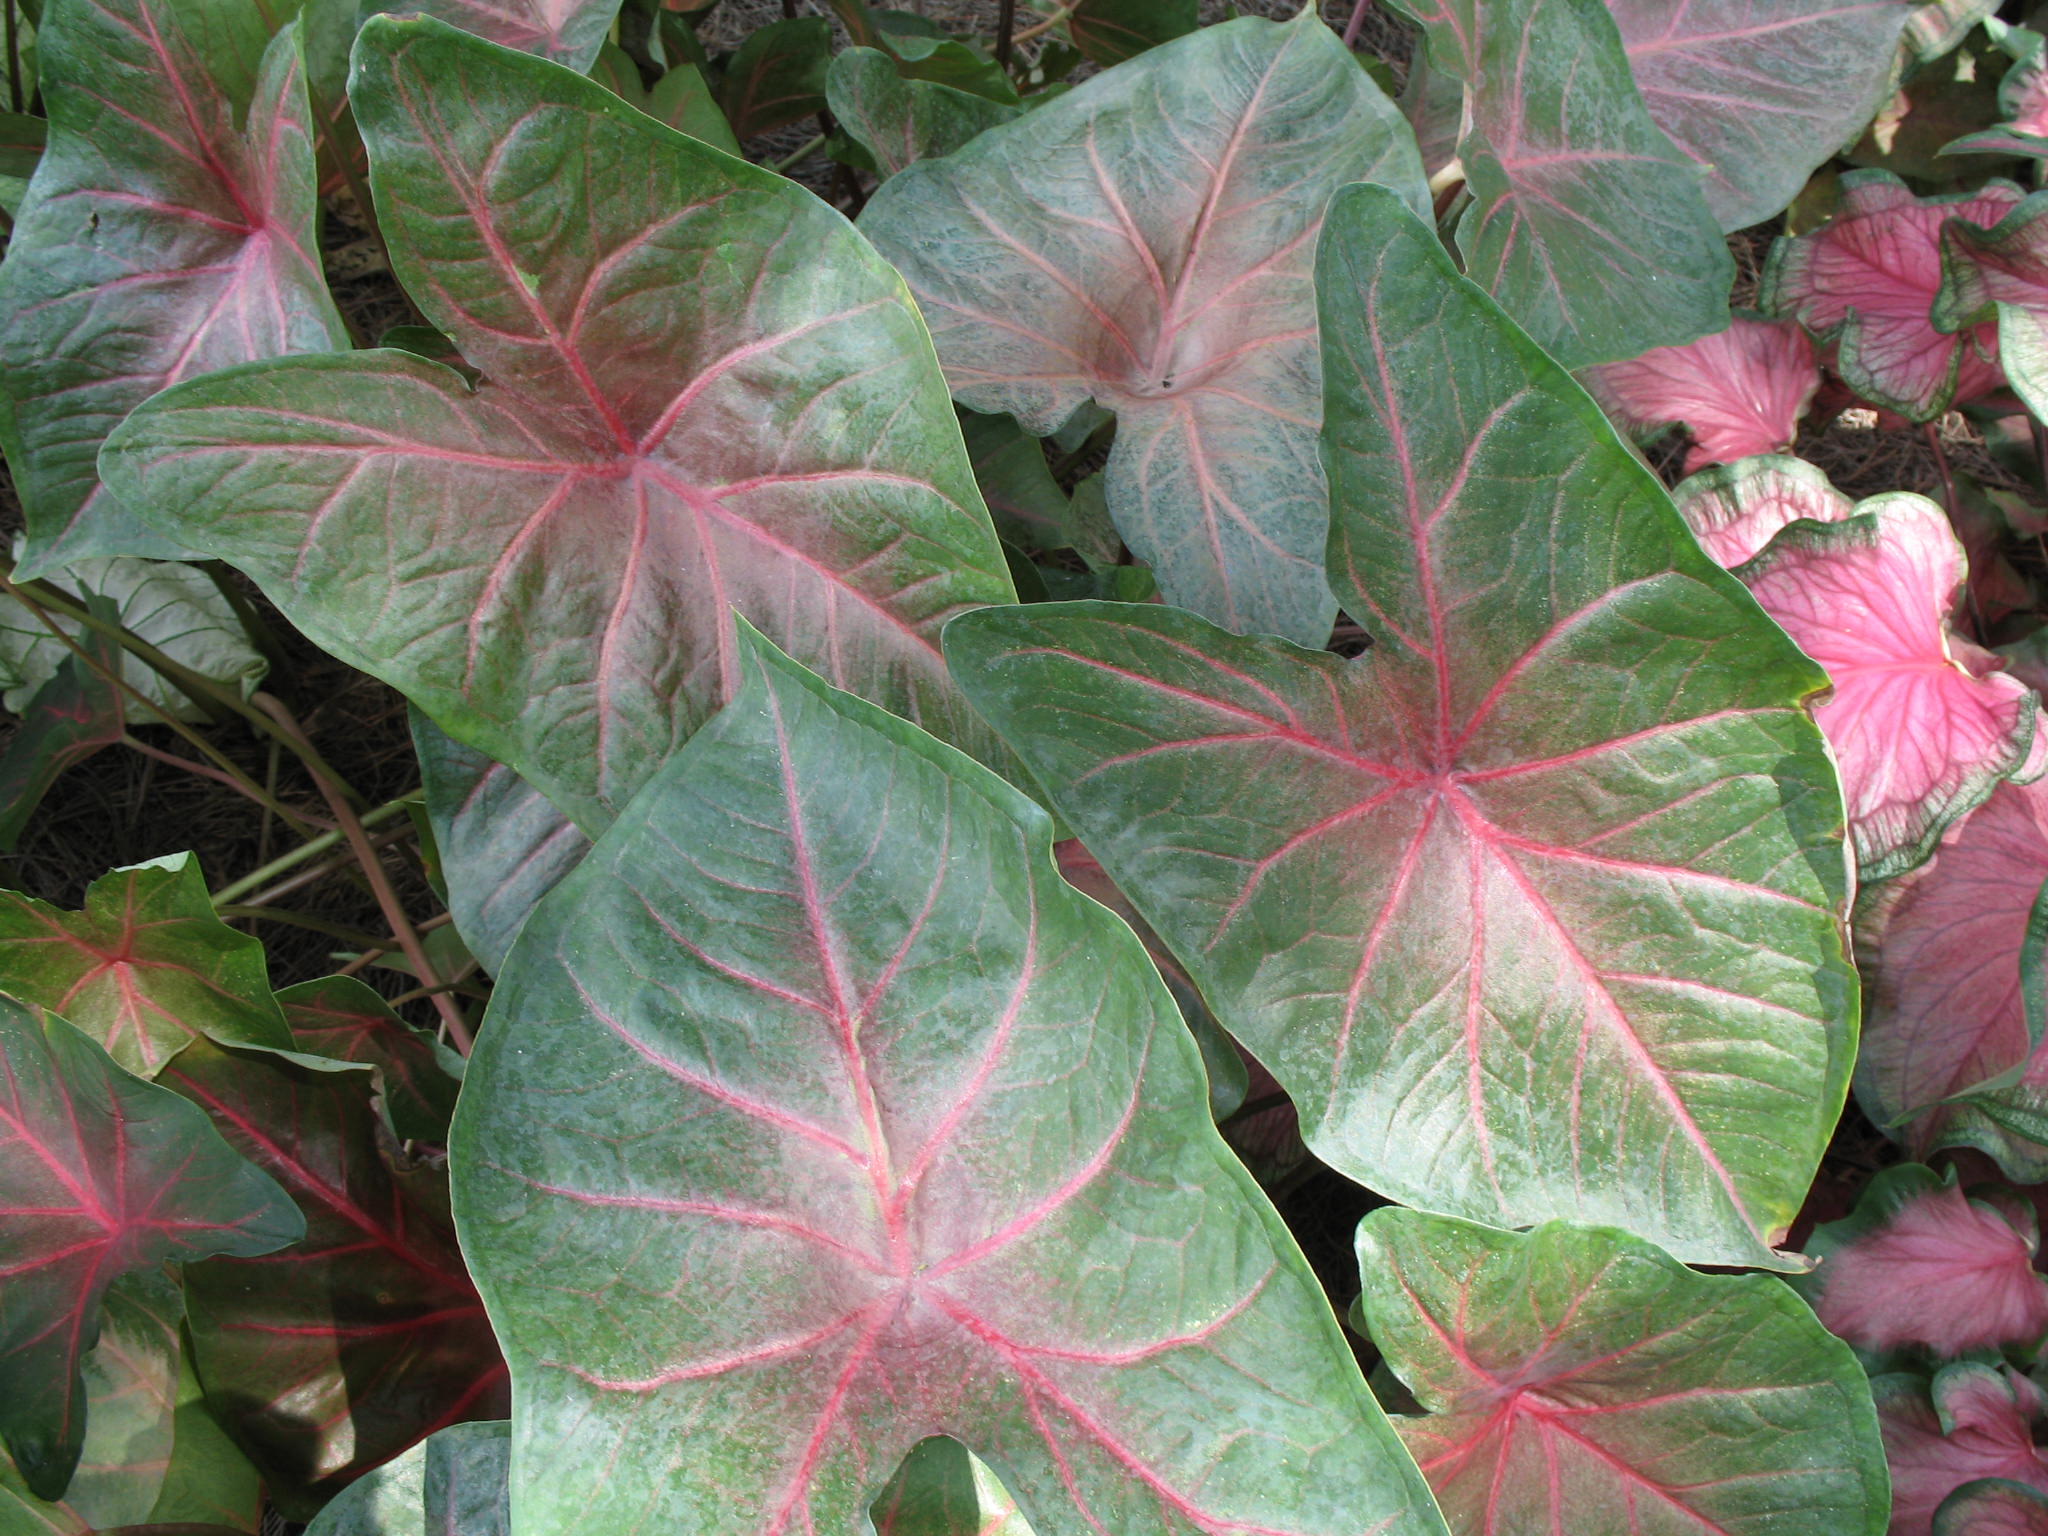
[719,15,829,137]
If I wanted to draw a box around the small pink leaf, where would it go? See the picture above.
[1670,453,1853,568]
[1876,1364,2048,1536]
[1735,492,2043,879]
[1763,171,2019,421]
[1934,1479,2048,1536]
[1583,317,1819,470]
[1938,193,2048,427]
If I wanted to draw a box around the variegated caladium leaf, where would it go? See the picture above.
[1935,1480,2048,1536]
[1670,454,1853,569]
[1353,1211,1887,1536]
[450,624,1447,1536]
[1581,317,1819,473]
[1943,20,2048,159]
[360,0,623,69]
[0,854,295,1079]
[1856,778,2048,1181]
[301,1422,509,1536]
[0,997,302,1502]
[858,9,1425,645]
[946,186,1853,1267]
[277,975,461,1142]
[0,0,346,577]
[1394,0,1732,368]
[1760,171,2019,421]
[161,1037,508,1518]
[826,47,1019,179]
[1734,493,2045,881]
[1605,0,1910,231]
[101,17,1016,836]
[1875,1364,2048,1536]
[1936,189,2048,428]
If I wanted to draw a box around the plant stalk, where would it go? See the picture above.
[995,0,1017,67]
[1342,0,1372,48]
[773,133,825,172]
[1012,3,1074,47]
[5,0,19,115]
[211,792,417,905]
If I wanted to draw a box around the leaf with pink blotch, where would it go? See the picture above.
[1874,1363,2048,1536]
[1735,492,2045,880]
[1670,454,1853,568]
[1935,1480,2048,1536]
[1761,170,2018,421]
[1582,317,1819,472]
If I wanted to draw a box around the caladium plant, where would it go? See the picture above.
[1875,1363,2048,1535]
[1581,316,1821,473]
[1670,453,1855,568]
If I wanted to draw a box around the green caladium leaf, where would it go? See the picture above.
[277,975,462,1142]
[450,624,1447,1536]
[0,618,123,852]
[360,0,625,69]
[956,410,1118,567]
[859,9,1425,645]
[1354,1211,1887,1536]
[826,47,1020,178]
[872,1439,1035,1535]
[945,185,1853,1267]
[719,15,830,137]
[0,998,303,1501]
[0,0,346,577]
[0,855,294,1079]
[102,17,1016,835]
[1065,0,1198,66]
[300,1422,509,1536]
[1396,0,1732,367]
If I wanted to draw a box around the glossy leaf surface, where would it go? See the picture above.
[1735,493,2043,880]
[859,10,1425,644]
[361,0,623,69]
[452,626,1445,1536]
[1670,454,1853,569]
[0,999,301,1501]
[101,17,1015,834]
[1356,1211,1886,1536]
[947,187,1853,1266]
[276,975,461,1143]
[1400,0,1732,367]
[0,0,345,575]
[300,1422,508,1536]
[162,1037,507,1517]
[1581,318,1819,473]
[1606,0,1909,230]
[1876,1364,2048,1536]
[0,854,294,1079]
[825,47,1019,178]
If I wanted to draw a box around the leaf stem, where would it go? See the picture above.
[1011,3,1076,47]
[773,132,825,172]
[211,793,417,905]
[1427,157,1465,197]
[1342,0,1372,48]
[995,0,1017,66]
[4,0,19,114]
[217,905,393,950]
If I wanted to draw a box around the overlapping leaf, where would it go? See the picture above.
[1937,189,2048,426]
[361,0,623,69]
[1396,0,1732,368]
[450,625,1446,1536]
[1670,453,1853,568]
[301,1421,509,1536]
[1605,0,1910,230]
[1066,0,1198,66]
[826,47,1019,179]
[162,1037,508,1518]
[1582,317,1819,473]
[0,0,346,576]
[719,16,830,138]
[0,997,302,1501]
[872,1439,1035,1536]
[946,186,1853,1266]
[1876,1364,2048,1536]
[277,975,461,1142]
[101,17,1015,834]
[0,854,293,1078]
[1942,18,2048,159]
[1355,1211,1886,1536]
[0,625,123,851]
[1936,1481,2048,1535]
[859,10,1425,644]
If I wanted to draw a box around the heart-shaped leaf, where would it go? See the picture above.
[858,9,1425,644]
[1734,493,2044,880]
[1605,0,1910,231]
[1761,171,2018,421]
[1396,0,1732,368]
[301,1421,509,1536]
[1936,1480,2048,1536]
[277,975,461,1142]
[1670,454,1854,568]
[1876,1364,2048,1536]
[1582,317,1819,473]
[946,185,1853,1266]
[361,0,624,69]
[0,625,123,852]
[826,47,1019,178]
[1353,1210,1887,1536]
[101,17,1015,835]
[450,624,1446,1536]
[158,1037,507,1517]
[0,0,346,577]
[0,997,303,1501]
[0,855,294,1079]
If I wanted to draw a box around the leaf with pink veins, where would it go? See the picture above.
[1735,492,2044,880]
[1354,1211,1887,1536]
[1933,1480,2048,1536]
[0,0,346,577]
[1937,189,2048,429]
[857,8,1425,644]
[1943,20,2048,160]
[1875,1364,2048,1536]
[448,622,1447,1536]
[360,0,624,69]
[1761,170,2019,421]
[1670,454,1854,568]
[1582,317,1820,472]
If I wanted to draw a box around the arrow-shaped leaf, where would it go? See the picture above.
[0,997,303,1501]
[945,185,1854,1266]
[450,624,1446,1536]
[859,9,1425,644]
[101,17,1016,834]
[301,1421,509,1536]
[0,0,346,576]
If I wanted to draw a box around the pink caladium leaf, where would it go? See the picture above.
[1353,1211,1887,1536]
[0,0,346,577]
[1394,0,1733,368]
[857,9,1425,645]
[1670,453,1854,568]
[1942,20,2048,160]
[161,1037,508,1519]
[1761,170,2019,421]
[1604,0,1909,231]
[946,187,1853,1266]
[299,1421,510,1536]
[1936,190,2048,429]
[361,0,623,69]
[1934,1480,2048,1536]
[101,17,1015,836]
[1855,777,2048,1180]
[1735,492,2044,880]
[0,854,294,1080]
[449,623,1446,1536]
[276,975,461,1143]
[0,997,302,1502]
[1875,1364,2048,1536]
[1582,317,1820,472]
